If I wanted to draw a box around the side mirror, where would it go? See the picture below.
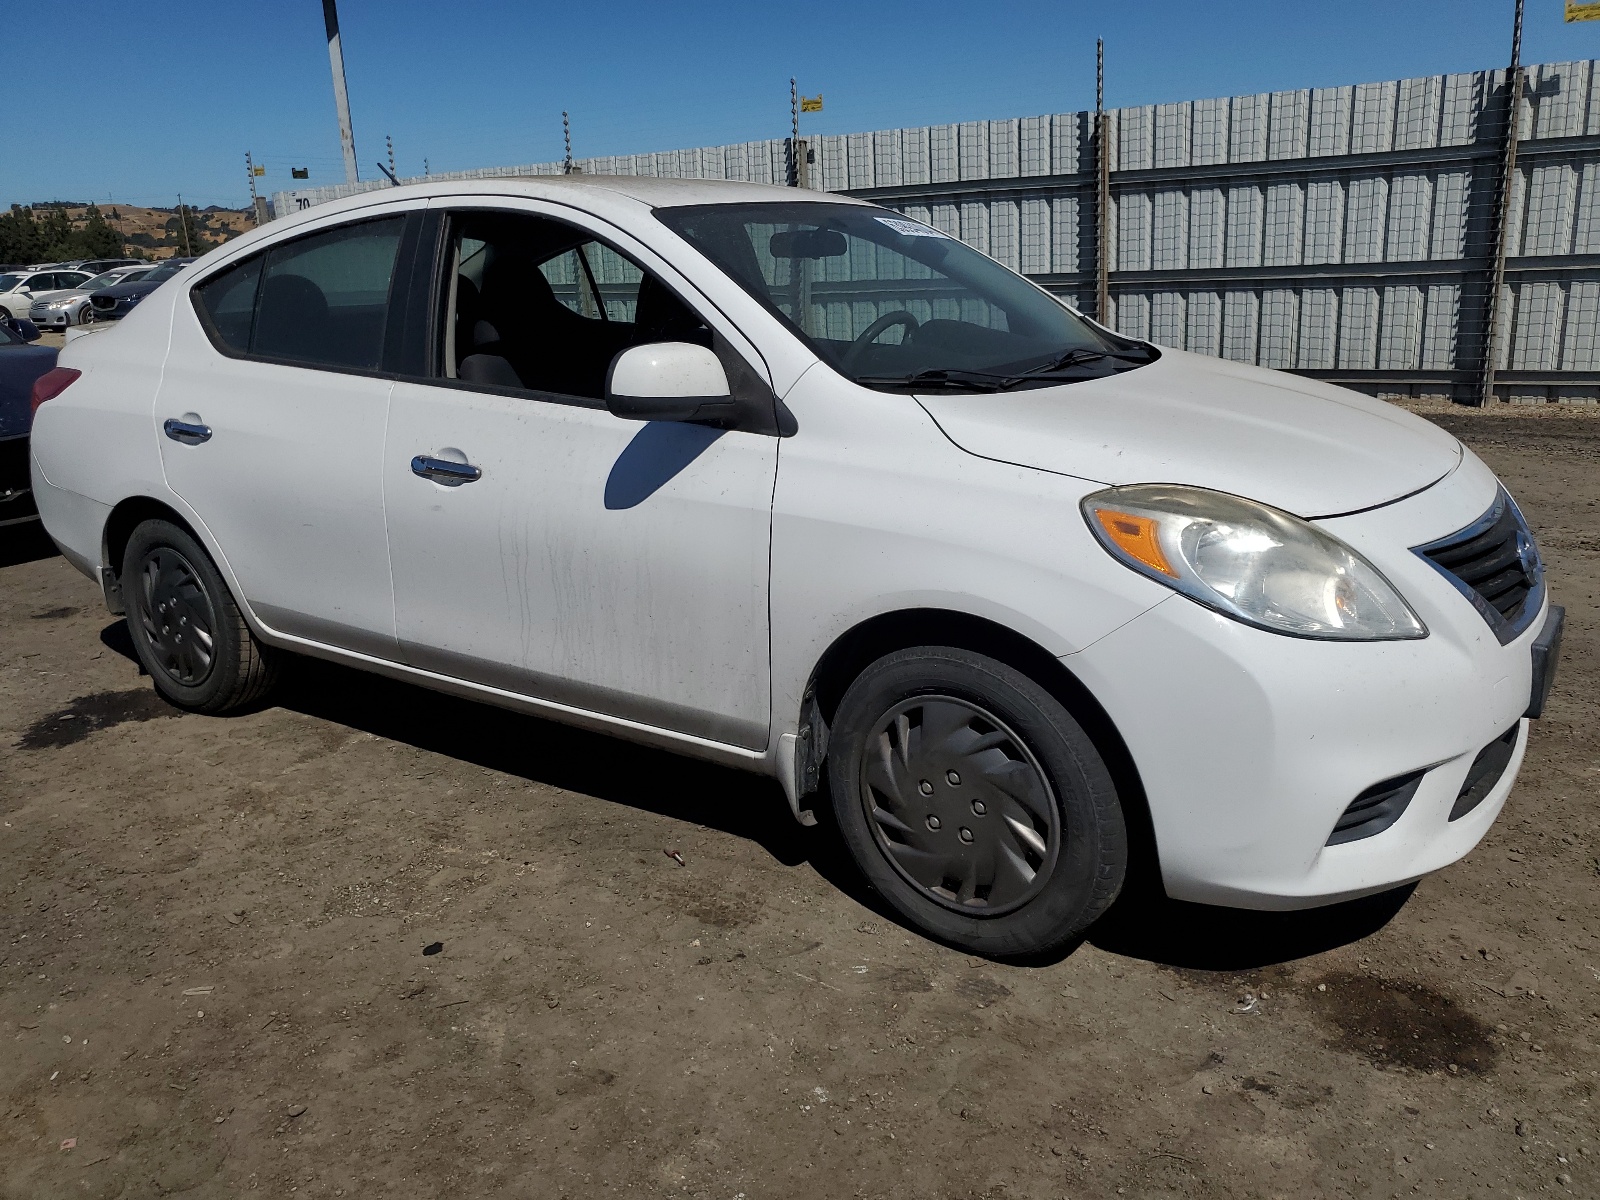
[605,342,738,423]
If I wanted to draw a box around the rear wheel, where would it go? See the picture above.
[828,646,1126,958]
[122,519,278,713]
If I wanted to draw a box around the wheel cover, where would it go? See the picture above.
[859,694,1061,916]
[135,547,218,686]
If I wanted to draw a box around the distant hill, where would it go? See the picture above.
[86,204,255,259]
[30,204,256,260]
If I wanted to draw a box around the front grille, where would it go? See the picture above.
[1413,489,1543,644]
[1327,771,1425,846]
[90,295,117,312]
[1450,724,1520,821]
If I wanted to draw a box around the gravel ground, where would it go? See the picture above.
[0,405,1596,1199]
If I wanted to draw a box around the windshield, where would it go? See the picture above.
[145,263,183,283]
[85,270,132,290]
[0,275,20,293]
[655,202,1153,392]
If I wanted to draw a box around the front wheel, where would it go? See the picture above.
[77,304,95,325]
[122,519,278,713]
[828,646,1126,958]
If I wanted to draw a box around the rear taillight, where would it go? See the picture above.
[30,367,81,417]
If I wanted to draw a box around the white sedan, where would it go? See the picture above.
[0,268,94,320]
[27,177,1562,957]
[26,265,153,328]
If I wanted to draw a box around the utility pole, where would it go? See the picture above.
[322,0,360,185]
[563,111,573,174]
[1479,0,1525,407]
[176,195,193,256]
[1095,38,1112,328]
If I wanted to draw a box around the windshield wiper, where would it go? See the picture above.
[854,368,1010,392]
[856,345,1155,394]
[993,346,1154,388]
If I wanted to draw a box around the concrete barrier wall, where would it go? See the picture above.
[275,60,1600,403]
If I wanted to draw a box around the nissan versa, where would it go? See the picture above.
[27,177,1562,957]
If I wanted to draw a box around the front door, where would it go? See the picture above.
[382,204,777,749]
[156,212,412,658]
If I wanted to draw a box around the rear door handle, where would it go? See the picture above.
[411,454,482,485]
[163,418,212,445]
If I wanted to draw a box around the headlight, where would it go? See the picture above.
[42,299,73,310]
[1082,483,1426,640]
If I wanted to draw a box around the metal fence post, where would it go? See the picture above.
[1480,0,1525,407]
[1095,39,1111,327]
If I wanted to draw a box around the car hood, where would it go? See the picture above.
[96,280,164,300]
[29,288,90,304]
[913,347,1463,518]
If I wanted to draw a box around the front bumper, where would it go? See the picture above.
[1067,452,1555,910]
[28,308,76,328]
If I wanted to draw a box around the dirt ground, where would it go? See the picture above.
[0,405,1597,1200]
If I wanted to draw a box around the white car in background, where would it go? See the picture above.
[0,268,94,320]
[26,177,1563,958]
[27,265,153,328]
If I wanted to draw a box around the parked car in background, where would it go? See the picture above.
[0,318,58,527]
[73,258,144,276]
[87,258,193,321]
[27,265,153,328]
[0,310,44,343]
[0,269,94,320]
[29,178,1563,957]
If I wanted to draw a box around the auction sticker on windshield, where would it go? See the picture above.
[875,216,950,238]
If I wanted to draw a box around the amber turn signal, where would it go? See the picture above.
[1092,508,1177,578]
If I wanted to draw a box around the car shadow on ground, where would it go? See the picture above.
[1086,879,1416,972]
[0,524,59,570]
[96,620,1416,971]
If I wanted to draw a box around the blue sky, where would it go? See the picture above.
[6,1,1599,210]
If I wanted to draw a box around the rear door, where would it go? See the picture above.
[155,207,422,658]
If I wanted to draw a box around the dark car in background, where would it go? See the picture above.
[88,257,195,321]
[0,319,59,527]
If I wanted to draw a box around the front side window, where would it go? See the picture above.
[191,217,404,369]
[655,201,1154,393]
[442,211,707,401]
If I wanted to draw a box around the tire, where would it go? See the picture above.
[77,304,94,325]
[122,519,278,713]
[827,646,1126,958]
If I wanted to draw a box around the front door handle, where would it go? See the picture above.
[411,454,482,485]
[163,418,212,445]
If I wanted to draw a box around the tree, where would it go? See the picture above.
[0,206,43,265]
[76,205,124,258]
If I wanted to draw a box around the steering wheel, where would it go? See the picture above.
[840,310,920,372]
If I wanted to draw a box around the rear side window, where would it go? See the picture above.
[193,257,263,352]
[192,216,404,371]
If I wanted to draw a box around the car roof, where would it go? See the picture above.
[269,176,874,234]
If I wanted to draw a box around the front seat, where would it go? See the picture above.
[468,256,601,396]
